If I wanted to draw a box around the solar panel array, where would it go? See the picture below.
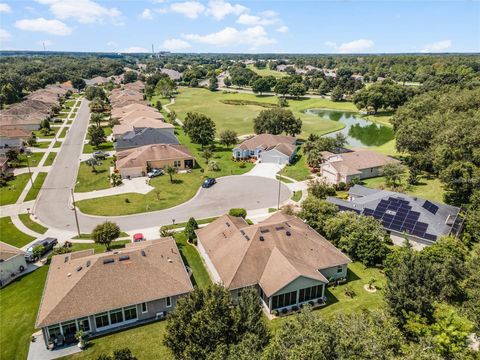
[422,200,439,215]
[362,197,437,241]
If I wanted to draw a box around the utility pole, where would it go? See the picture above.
[70,188,81,237]
[26,155,34,187]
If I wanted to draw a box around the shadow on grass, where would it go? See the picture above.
[174,240,199,288]
[346,268,361,282]
[170,179,184,185]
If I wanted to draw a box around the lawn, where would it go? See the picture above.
[278,147,312,181]
[53,141,62,148]
[247,64,287,79]
[160,87,353,137]
[33,127,60,139]
[75,160,111,192]
[83,141,114,154]
[291,190,302,202]
[64,100,76,107]
[43,152,57,166]
[174,232,211,289]
[0,173,30,205]
[58,127,68,138]
[0,216,35,247]
[18,213,48,234]
[32,141,51,149]
[24,172,47,201]
[18,152,44,168]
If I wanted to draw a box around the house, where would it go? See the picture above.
[35,238,193,347]
[232,134,297,165]
[327,185,463,245]
[0,127,29,155]
[319,149,400,184]
[112,117,173,140]
[160,68,182,80]
[84,76,109,86]
[0,242,27,288]
[115,127,179,151]
[115,109,164,122]
[196,213,350,314]
[111,103,157,118]
[116,144,195,178]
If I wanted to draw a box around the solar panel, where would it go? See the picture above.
[390,224,402,231]
[424,233,437,241]
[423,200,439,215]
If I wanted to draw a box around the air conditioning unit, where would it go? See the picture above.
[155,311,166,320]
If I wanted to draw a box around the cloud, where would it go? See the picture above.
[206,0,247,20]
[141,8,154,20]
[236,13,278,26]
[260,10,278,18]
[0,28,11,41]
[0,3,12,13]
[183,26,275,50]
[421,40,452,53]
[15,18,72,35]
[170,1,205,19]
[121,46,149,53]
[106,41,118,47]
[326,39,374,53]
[35,0,122,24]
[161,38,191,51]
[276,25,288,33]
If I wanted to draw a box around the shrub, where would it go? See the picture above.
[238,162,246,168]
[207,160,220,171]
[229,208,247,218]
[124,198,130,203]
[184,217,199,242]
[336,181,347,191]
[272,310,279,316]
[309,301,315,306]
[160,225,175,237]
[281,308,288,315]
[292,305,299,312]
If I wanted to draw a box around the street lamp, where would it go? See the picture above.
[25,154,34,187]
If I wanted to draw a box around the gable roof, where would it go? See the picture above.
[112,117,173,136]
[115,127,179,150]
[196,213,350,296]
[116,110,164,123]
[321,150,400,176]
[236,134,296,152]
[0,241,25,261]
[116,143,193,169]
[36,238,193,328]
[0,126,31,138]
[111,103,156,118]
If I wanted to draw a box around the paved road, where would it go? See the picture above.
[35,100,291,234]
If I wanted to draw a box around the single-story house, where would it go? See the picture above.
[35,238,193,347]
[116,144,195,178]
[327,185,463,245]
[0,241,27,288]
[0,127,29,155]
[112,117,173,140]
[232,134,297,165]
[319,149,400,184]
[84,76,109,86]
[115,127,179,151]
[111,103,157,118]
[196,213,350,314]
[116,110,164,123]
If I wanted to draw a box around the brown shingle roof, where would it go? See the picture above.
[116,144,193,170]
[111,103,155,118]
[237,134,296,152]
[36,238,193,328]
[112,117,173,136]
[322,150,400,176]
[196,213,350,296]
[0,126,31,138]
[0,241,25,261]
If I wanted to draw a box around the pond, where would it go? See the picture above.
[305,109,394,148]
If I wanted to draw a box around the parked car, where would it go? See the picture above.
[202,178,216,188]
[147,168,164,178]
[93,151,108,159]
[133,233,145,242]
[24,238,58,262]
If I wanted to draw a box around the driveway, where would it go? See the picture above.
[244,162,284,179]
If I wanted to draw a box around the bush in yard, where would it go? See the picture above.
[208,160,220,171]
[92,221,120,251]
[96,347,137,360]
[184,217,199,242]
[160,225,175,237]
[229,208,247,218]
[32,245,44,260]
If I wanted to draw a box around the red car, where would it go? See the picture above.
[133,233,145,242]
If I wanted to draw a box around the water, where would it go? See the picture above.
[304,109,394,148]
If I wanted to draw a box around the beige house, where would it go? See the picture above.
[111,103,157,118]
[112,117,173,140]
[196,213,350,314]
[232,134,297,165]
[319,150,400,184]
[116,144,195,178]
[0,242,27,288]
[36,238,193,347]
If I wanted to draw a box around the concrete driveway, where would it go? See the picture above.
[244,162,284,179]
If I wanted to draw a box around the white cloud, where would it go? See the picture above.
[325,41,336,48]
[15,18,72,36]
[183,26,275,50]
[121,46,149,53]
[106,41,118,47]
[0,3,12,13]
[35,0,122,24]
[276,25,288,33]
[236,13,278,26]
[421,40,452,53]
[161,38,191,51]
[170,1,205,19]
[326,39,374,53]
[260,10,278,18]
[206,0,247,20]
[141,8,154,20]
[0,28,11,41]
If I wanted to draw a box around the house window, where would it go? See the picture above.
[337,265,343,274]
[77,317,90,332]
[299,285,323,303]
[95,313,110,329]
[47,325,62,340]
[250,150,255,156]
[271,290,297,310]
[166,297,172,307]
[173,160,181,168]
[124,306,137,321]
[61,321,77,337]
[141,302,148,313]
[110,309,124,325]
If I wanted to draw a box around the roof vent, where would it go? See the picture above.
[64,256,69,263]
[259,236,265,241]
[275,226,285,231]
[240,230,245,235]
[167,258,173,263]
[119,255,130,261]
[103,258,115,265]
[86,260,91,267]
[260,229,269,234]
[76,266,82,272]
[245,235,250,241]
[67,273,72,277]
[141,250,146,257]
[226,222,230,227]
[286,231,291,236]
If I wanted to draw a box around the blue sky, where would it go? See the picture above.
[0,0,479,53]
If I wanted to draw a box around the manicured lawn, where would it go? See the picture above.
[58,127,68,138]
[0,216,35,247]
[291,190,302,202]
[278,147,312,181]
[0,173,30,205]
[74,160,111,192]
[24,172,47,201]
[247,64,287,79]
[43,152,57,166]
[65,100,76,107]
[83,141,114,154]
[76,170,204,216]
[174,232,211,289]
[18,152,44,168]
[0,266,49,360]
[33,127,60,139]
[53,141,62,148]
[18,213,48,234]
[32,141,51,149]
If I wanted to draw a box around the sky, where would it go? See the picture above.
[0,0,479,54]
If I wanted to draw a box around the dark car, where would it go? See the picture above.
[24,238,58,262]
[93,151,108,159]
[202,178,216,188]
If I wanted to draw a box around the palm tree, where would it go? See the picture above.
[91,113,103,127]
[89,99,104,113]
[165,165,177,183]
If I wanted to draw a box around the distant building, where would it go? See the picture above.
[160,68,182,81]
[232,134,297,165]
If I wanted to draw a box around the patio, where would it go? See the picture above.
[27,331,81,360]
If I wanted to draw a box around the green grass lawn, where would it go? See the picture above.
[83,141,114,154]
[43,152,57,166]
[65,100,76,107]
[247,64,287,79]
[174,232,211,289]
[75,160,111,192]
[53,141,62,148]
[0,173,30,205]
[18,152,44,168]
[33,127,60,139]
[291,190,302,202]
[18,213,48,234]
[58,127,68,138]
[56,113,68,119]
[24,172,47,201]
[278,147,311,181]
[0,216,35,247]
[32,141,51,149]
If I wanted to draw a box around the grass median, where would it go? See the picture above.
[18,213,48,234]
[24,172,47,201]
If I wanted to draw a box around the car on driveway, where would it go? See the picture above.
[93,151,108,159]
[133,233,145,242]
[202,178,216,188]
[24,238,58,262]
[147,168,164,178]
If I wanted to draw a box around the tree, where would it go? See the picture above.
[184,217,199,242]
[88,125,106,149]
[92,221,120,251]
[183,112,216,148]
[299,197,338,235]
[169,110,177,124]
[155,100,162,111]
[89,98,105,113]
[91,113,103,127]
[156,78,176,97]
[274,78,291,97]
[330,86,343,102]
[40,118,51,131]
[253,108,302,136]
[308,180,336,199]
[287,82,306,98]
[251,77,271,95]
[97,348,137,360]
[219,130,238,147]
[123,71,138,84]
[85,86,106,101]
[26,133,37,147]
[165,165,177,183]
[382,162,406,188]
[463,244,480,333]
[5,148,20,167]
[203,147,213,163]
[223,77,232,87]
[209,76,218,91]
[72,77,86,91]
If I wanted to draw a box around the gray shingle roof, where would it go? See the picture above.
[115,128,179,151]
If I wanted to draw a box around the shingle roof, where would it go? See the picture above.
[236,134,296,152]
[115,128,179,150]
[111,103,156,118]
[116,143,193,169]
[36,238,193,328]
[321,150,400,176]
[0,126,31,138]
[0,241,25,261]
[196,213,350,296]
[112,117,173,136]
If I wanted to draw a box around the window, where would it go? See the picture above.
[250,150,255,156]
[124,306,137,321]
[78,317,90,332]
[337,265,343,274]
[271,290,297,310]
[141,302,148,313]
[95,313,110,329]
[299,285,323,303]
[110,309,124,325]
[166,297,172,307]
[47,325,61,339]
[61,321,77,336]
[173,160,181,168]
